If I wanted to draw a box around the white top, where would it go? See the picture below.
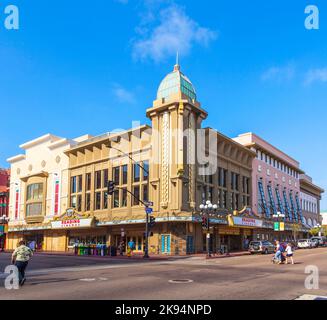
[286,246,293,254]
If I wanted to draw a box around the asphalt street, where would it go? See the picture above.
[0,248,326,300]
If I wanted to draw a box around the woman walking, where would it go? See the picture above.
[285,243,294,265]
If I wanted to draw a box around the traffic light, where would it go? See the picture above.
[201,216,208,229]
[107,180,115,196]
[149,216,156,228]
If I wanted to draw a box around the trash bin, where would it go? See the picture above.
[110,246,117,256]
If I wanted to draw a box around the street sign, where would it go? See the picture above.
[279,222,285,232]
[145,201,154,207]
[145,207,153,215]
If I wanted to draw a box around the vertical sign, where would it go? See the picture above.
[279,222,285,232]
[274,222,280,231]
[14,184,20,220]
[52,173,60,216]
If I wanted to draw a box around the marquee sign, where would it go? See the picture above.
[51,218,94,229]
[233,216,263,228]
[51,208,94,230]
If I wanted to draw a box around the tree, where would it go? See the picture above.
[309,227,320,237]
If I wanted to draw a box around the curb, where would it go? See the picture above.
[205,253,251,260]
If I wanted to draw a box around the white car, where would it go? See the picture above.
[297,239,316,249]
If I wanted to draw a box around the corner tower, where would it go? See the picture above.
[147,63,208,213]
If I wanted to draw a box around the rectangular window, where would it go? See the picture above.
[122,165,128,185]
[103,169,108,188]
[85,193,91,211]
[94,192,101,210]
[26,203,42,217]
[71,177,77,194]
[71,195,77,208]
[103,191,108,209]
[217,189,221,208]
[113,190,119,208]
[222,191,227,209]
[235,194,239,210]
[86,173,91,191]
[27,183,43,201]
[133,163,140,183]
[143,184,148,203]
[77,195,82,212]
[235,174,239,191]
[143,161,149,181]
[113,167,120,185]
[231,192,235,210]
[133,186,140,206]
[95,171,102,190]
[121,188,128,207]
[76,175,82,193]
[208,187,213,202]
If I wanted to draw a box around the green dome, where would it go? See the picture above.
[157,65,197,102]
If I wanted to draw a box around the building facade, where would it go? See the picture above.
[0,168,10,250]
[6,64,258,254]
[300,174,324,228]
[233,133,310,241]
[6,64,323,254]
[321,211,327,227]
[6,134,91,250]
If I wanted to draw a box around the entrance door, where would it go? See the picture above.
[127,235,143,252]
[24,234,44,251]
[161,235,171,254]
[186,236,194,254]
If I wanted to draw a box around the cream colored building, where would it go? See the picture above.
[6,134,91,250]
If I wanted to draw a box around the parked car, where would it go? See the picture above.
[310,236,327,247]
[297,239,316,249]
[249,241,275,254]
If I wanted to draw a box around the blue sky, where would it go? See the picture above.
[0,0,326,209]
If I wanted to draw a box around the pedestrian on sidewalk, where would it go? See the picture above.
[127,239,135,257]
[11,240,33,286]
[119,240,125,256]
[285,243,294,265]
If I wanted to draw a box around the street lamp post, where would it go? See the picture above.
[199,200,218,258]
[315,224,322,237]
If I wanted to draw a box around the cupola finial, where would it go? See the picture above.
[174,51,180,71]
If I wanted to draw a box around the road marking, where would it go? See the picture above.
[295,294,327,300]
[168,279,194,284]
[79,278,96,282]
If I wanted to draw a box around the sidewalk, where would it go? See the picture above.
[25,250,251,260]
[205,251,251,259]
[3,250,251,260]
[30,251,178,261]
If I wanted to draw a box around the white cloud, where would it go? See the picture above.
[304,68,327,85]
[112,84,135,104]
[261,65,295,82]
[132,4,217,63]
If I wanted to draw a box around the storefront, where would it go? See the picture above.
[0,225,7,251]
[224,209,265,252]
